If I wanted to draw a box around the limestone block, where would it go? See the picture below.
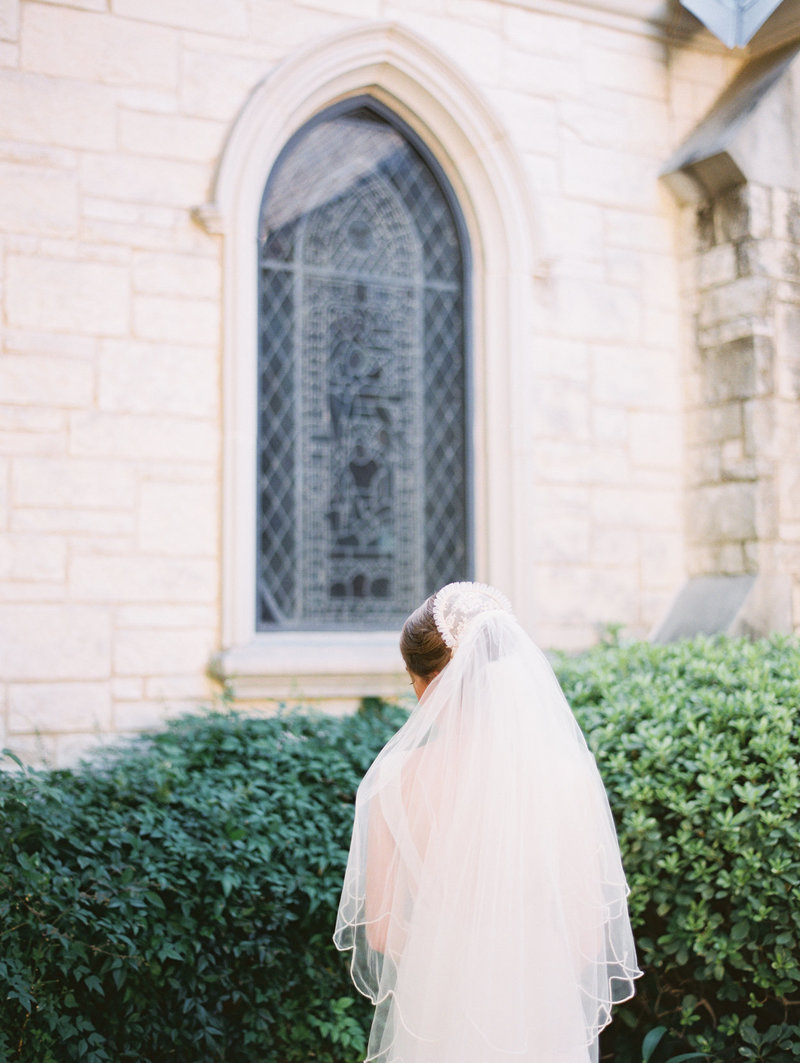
[69,411,217,463]
[745,184,772,241]
[133,295,219,346]
[530,379,590,442]
[755,478,779,540]
[386,10,503,86]
[4,732,58,767]
[771,187,795,241]
[80,153,206,210]
[778,521,800,544]
[0,0,18,40]
[584,43,665,100]
[743,397,778,460]
[0,72,116,150]
[145,673,211,699]
[0,457,8,530]
[558,95,632,156]
[119,110,224,163]
[591,405,629,444]
[775,303,800,399]
[503,5,579,56]
[779,462,800,521]
[561,139,661,211]
[529,338,590,385]
[605,209,673,253]
[0,163,78,235]
[712,187,750,246]
[591,525,639,566]
[687,542,749,577]
[619,94,672,156]
[4,326,96,359]
[537,198,604,257]
[720,439,758,482]
[0,604,111,680]
[54,732,112,768]
[592,344,680,409]
[138,481,218,557]
[697,243,737,289]
[591,485,680,529]
[482,89,558,156]
[112,700,172,732]
[115,603,216,629]
[521,153,560,196]
[84,197,177,229]
[530,517,591,564]
[0,428,65,459]
[630,411,682,469]
[643,304,682,351]
[132,252,219,299]
[687,482,756,543]
[8,682,112,733]
[21,5,179,88]
[180,49,266,120]
[112,0,247,36]
[587,444,631,486]
[0,534,66,581]
[686,446,721,487]
[557,280,641,344]
[605,248,644,289]
[70,554,217,603]
[98,339,217,417]
[112,677,143,698]
[249,3,348,51]
[503,49,584,101]
[700,337,774,404]
[532,563,638,626]
[6,255,130,335]
[80,215,184,255]
[698,275,773,329]
[12,457,135,509]
[135,459,215,484]
[114,626,213,676]
[0,354,93,407]
[528,439,593,483]
[35,0,107,10]
[640,530,684,589]
[686,401,742,446]
[12,507,133,537]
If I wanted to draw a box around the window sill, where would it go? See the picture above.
[209,631,407,702]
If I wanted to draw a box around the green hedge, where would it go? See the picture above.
[555,634,800,1063]
[1,634,799,1062]
[0,704,406,1062]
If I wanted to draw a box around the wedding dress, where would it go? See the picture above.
[335,583,641,1062]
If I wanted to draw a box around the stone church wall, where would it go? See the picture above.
[0,0,737,763]
[684,182,800,627]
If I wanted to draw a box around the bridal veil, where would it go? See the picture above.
[334,583,641,1062]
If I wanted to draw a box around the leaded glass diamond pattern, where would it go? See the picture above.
[256,102,470,630]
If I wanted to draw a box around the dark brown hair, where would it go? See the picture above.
[400,594,451,679]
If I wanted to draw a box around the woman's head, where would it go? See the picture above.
[400,594,451,694]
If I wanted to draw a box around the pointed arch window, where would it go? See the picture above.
[256,99,472,630]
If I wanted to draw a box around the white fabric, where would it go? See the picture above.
[334,603,641,1062]
[432,581,512,649]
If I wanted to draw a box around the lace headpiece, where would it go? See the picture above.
[432,581,513,650]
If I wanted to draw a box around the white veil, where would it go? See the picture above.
[334,584,641,1063]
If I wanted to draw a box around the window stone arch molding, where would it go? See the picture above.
[197,21,541,702]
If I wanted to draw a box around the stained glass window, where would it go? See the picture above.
[256,100,471,630]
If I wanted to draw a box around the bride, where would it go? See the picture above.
[335,583,641,1062]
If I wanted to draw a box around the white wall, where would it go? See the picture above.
[0,0,737,763]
